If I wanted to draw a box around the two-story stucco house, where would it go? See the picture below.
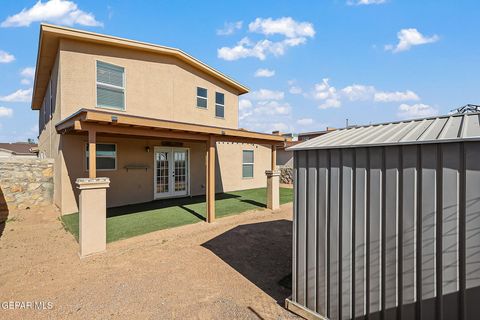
[32,24,286,220]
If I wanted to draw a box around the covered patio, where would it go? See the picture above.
[56,109,288,256]
[61,187,294,243]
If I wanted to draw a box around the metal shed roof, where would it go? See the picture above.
[288,112,480,150]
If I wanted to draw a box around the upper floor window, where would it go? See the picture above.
[196,87,208,109]
[215,92,225,118]
[96,61,125,110]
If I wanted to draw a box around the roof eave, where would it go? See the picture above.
[32,24,249,110]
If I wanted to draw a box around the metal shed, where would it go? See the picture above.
[285,113,480,320]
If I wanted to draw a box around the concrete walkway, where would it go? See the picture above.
[0,204,298,319]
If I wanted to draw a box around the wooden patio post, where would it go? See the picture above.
[88,129,96,178]
[271,145,277,170]
[206,135,216,223]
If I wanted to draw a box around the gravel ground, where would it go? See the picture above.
[0,203,299,319]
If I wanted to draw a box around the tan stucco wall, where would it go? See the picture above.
[37,52,63,209]
[216,142,270,192]
[59,39,239,128]
[36,39,272,215]
[57,135,271,215]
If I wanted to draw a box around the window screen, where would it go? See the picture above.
[197,87,208,108]
[242,150,254,178]
[96,61,125,110]
[215,92,225,118]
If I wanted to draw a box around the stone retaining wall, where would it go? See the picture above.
[279,166,293,185]
[0,158,54,222]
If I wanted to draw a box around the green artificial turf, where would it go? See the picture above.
[61,187,293,243]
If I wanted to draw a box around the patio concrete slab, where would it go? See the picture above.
[0,203,299,319]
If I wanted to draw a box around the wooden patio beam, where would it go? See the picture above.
[76,122,210,142]
[80,110,286,142]
[215,136,285,146]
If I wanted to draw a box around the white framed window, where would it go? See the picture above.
[242,150,254,178]
[96,61,125,110]
[196,87,208,109]
[215,92,225,118]
[86,143,117,171]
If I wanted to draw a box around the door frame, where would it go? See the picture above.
[153,146,191,199]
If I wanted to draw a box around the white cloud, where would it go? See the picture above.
[385,28,439,53]
[318,98,341,110]
[341,83,419,102]
[250,89,284,101]
[20,67,35,85]
[217,37,269,61]
[218,36,307,61]
[0,88,33,102]
[21,67,35,79]
[248,17,315,38]
[308,78,421,109]
[374,90,419,102]
[313,78,342,109]
[288,80,303,95]
[239,87,293,133]
[347,0,386,5]
[0,107,13,117]
[217,21,242,36]
[289,86,303,94]
[341,84,376,101]
[239,111,253,121]
[0,50,15,63]
[218,17,315,61]
[239,99,252,111]
[254,68,275,78]
[397,103,438,119]
[297,118,314,126]
[241,100,292,117]
[271,122,289,132]
[251,100,291,116]
[1,0,103,28]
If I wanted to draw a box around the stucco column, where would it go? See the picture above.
[265,170,280,210]
[76,177,110,257]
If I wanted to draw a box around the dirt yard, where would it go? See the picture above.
[0,203,299,319]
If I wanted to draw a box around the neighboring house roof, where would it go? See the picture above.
[0,142,38,155]
[277,141,301,150]
[297,128,336,138]
[32,24,249,110]
[289,112,480,151]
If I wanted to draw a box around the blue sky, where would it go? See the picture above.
[0,0,479,141]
